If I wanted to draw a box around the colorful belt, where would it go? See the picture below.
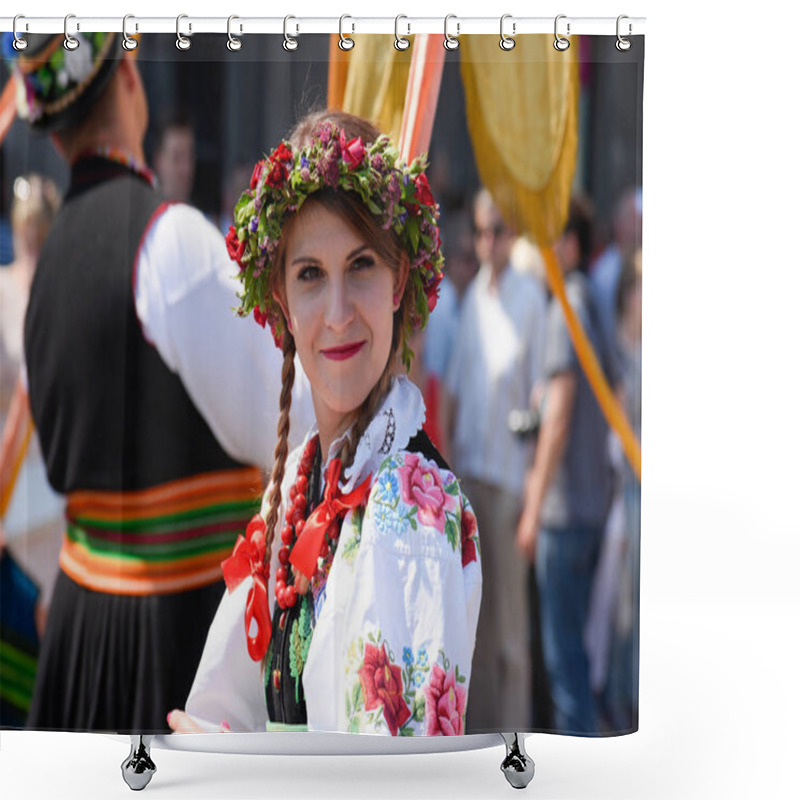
[60,468,263,596]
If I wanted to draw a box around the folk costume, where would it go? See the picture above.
[186,377,482,735]
[4,33,312,732]
[185,121,482,735]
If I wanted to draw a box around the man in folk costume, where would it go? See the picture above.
[2,33,312,732]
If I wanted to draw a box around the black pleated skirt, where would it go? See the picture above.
[27,570,225,733]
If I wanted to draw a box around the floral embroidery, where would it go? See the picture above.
[346,631,465,736]
[367,453,473,560]
[424,663,467,736]
[357,641,412,736]
[378,409,396,454]
[288,594,314,704]
[339,506,364,565]
[460,501,479,569]
[397,453,457,533]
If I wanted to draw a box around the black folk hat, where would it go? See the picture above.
[3,32,122,134]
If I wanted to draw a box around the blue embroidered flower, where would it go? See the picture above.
[372,504,403,536]
[403,647,414,667]
[413,671,425,688]
[417,649,429,668]
[374,470,400,505]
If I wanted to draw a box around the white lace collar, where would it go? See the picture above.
[301,375,426,493]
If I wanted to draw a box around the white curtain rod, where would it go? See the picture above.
[0,15,646,37]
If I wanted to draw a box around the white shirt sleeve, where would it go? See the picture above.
[134,204,314,468]
[184,578,268,732]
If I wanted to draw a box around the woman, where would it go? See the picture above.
[169,112,482,736]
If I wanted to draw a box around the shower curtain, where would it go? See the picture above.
[0,26,643,739]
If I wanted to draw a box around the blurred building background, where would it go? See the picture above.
[1,33,642,263]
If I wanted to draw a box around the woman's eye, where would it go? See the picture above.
[297,264,322,282]
[350,255,375,272]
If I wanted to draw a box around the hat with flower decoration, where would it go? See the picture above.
[1,32,122,133]
[225,120,445,370]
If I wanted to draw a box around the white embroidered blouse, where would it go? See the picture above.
[185,376,482,736]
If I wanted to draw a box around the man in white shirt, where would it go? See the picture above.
[441,188,547,731]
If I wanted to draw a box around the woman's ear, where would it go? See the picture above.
[272,291,292,333]
[393,254,410,312]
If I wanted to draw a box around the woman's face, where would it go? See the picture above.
[277,202,406,444]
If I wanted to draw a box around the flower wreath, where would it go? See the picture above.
[225,121,445,369]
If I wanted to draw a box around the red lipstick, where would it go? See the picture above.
[321,341,365,361]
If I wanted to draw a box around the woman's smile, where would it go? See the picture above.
[320,340,366,361]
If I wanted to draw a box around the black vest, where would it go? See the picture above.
[24,157,243,493]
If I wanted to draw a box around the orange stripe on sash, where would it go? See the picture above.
[60,467,264,595]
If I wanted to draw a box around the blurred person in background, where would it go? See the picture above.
[590,186,642,355]
[441,188,547,731]
[0,173,63,727]
[422,209,473,383]
[151,109,196,204]
[599,248,641,731]
[517,195,618,734]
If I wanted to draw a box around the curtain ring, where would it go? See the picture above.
[444,14,459,51]
[616,15,632,52]
[12,15,28,51]
[394,15,410,51]
[122,15,138,51]
[554,14,570,51]
[338,15,354,51]
[63,14,80,51]
[227,15,242,51]
[499,14,515,51]
[176,14,192,51]
[283,16,298,51]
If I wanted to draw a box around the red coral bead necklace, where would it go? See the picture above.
[274,434,336,610]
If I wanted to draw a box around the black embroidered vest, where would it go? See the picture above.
[24,157,243,493]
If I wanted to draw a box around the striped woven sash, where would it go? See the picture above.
[60,467,263,595]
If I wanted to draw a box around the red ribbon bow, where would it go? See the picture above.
[221,514,272,662]
[290,457,371,580]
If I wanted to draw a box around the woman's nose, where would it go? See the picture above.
[324,277,355,331]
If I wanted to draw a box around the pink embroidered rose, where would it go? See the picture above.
[424,664,466,736]
[460,505,478,568]
[358,642,411,736]
[397,453,456,533]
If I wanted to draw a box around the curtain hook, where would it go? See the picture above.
[554,14,570,51]
[122,15,138,51]
[227,15,242,51]
[64,13,80,51]
[339,15,355,51]
[176,14,192,51]
[12,15,28,51]
[394,15,410,51]
[444,14,460,51]
[499,14,515,51]
[616,15,632,52]
[283,15,298,51]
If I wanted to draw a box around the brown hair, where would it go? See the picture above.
[259,110,413,584]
